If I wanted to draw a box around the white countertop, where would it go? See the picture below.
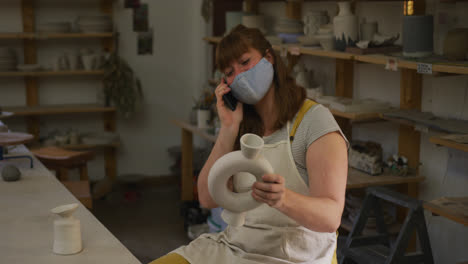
[0,143,141,264]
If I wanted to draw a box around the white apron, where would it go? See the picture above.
[172,122,337,264]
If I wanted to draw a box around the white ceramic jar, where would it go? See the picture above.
[333,2,358,51]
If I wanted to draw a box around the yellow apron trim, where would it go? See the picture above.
[289,99,317,142]
[149,253,190,264]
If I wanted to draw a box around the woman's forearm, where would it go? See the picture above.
[197,125,239,208]
[278,190,344,233]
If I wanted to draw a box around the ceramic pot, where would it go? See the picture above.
[208,134,274,226]
[333,2,358,51]
[316,34,335,51]
[360,21,378,41]
[402,15,433,58]
[197,109,211,128]
[52,204,82,255]
[443,28,468,61]
[303,11,328,36]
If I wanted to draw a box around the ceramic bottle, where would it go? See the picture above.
[208,133,273,226]
[333,1,358,51]
[52,203,82,255]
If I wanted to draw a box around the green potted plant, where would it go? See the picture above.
[102,52,143,118]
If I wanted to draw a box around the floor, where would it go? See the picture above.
[91,181,191,263]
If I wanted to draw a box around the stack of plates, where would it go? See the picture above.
[274,17,303,34]
[37,22,71,33]
[0,48,17,71]
[76,15,112,33]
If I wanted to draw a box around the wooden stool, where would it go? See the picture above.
[31,146,95,209]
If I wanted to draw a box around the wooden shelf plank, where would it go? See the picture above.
[329,108,382,122]
[347,167,425,189]
[0,32,114,39]
[3,104,116,116]
[429,135,468,152]
[204,36,468,75]
[0,70,105,77]
[424,197,468,226]
[355,54,468,75]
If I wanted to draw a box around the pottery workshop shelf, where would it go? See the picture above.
[355,54,468,75]
[346,167,425,189]
[423,197,468,226]
[429,135,468,153]
[3,104,116,117]
[0,32,114,40]
[0,70,105,77]
[205,36,468,76]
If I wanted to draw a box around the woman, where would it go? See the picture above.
[151,25,348,264]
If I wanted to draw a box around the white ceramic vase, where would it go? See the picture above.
[333,2,358,51]
[208,134,274,226]
[51,203,82,255]
[197,109,211,128]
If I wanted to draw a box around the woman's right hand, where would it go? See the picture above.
[215,80,243,129]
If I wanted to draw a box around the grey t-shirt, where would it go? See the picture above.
[263,104,348,186]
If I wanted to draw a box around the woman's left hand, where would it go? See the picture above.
[252,174,287,209]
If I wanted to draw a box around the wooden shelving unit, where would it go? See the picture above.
[0,70,105,77]
[0,32,114,39]
[203,36,468,76]
[3,104,115,116]
[429,135,468,152]
[328,108,383,122]
[423,197,468,226]
[0,0,118,182]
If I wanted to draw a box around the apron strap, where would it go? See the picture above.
[289,99,317,142]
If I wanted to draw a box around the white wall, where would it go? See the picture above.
[257,1,468,263]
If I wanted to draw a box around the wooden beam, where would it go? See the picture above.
[285,0,302,20]
[181,129,194,201]
[335,59,354,139]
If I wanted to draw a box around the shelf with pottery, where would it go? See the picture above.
[0,32,114,39]
[0,1,120,184]
[423,196,468,226]
[203,36,354,60]
[0,70,105,77]
[3,104,115,117]
[346,167,424,189]
[354,54,468,75]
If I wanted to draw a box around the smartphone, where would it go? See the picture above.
[222,78,238,111]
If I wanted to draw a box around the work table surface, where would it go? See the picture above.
[0,144,141,264]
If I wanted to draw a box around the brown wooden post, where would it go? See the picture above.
[335,59,354,139]
[398,68,422,251]
[22,0,40,138]
[285,0,302,20]
[181,129,194,201]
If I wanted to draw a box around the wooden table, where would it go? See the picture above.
[171,119,425,201]
[0,144,141,264]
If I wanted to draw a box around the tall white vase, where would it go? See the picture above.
[333,2,358,51]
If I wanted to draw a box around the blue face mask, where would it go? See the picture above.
[230,58,274,105]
